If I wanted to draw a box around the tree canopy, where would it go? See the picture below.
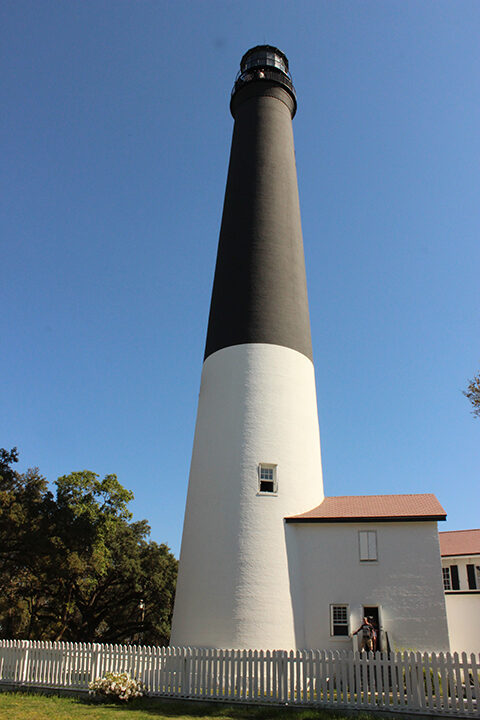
[464,373,480,419]
[0,449,177,644]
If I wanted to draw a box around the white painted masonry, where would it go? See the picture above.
[445,593,480,655]
[170,342,324,649]
[289,521,450,652]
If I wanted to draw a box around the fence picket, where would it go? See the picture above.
[257,649,263,701]
[265,649,271,702]
[452,652,463,714]
[368,651,376,707]
[228,648,235,700]
[460,652,473,714]
[413,651,424,712]
[302,649,309,703]
[398,652,407,709]
[430,649,441,713]
[345,650,354,706]
[445,652,456,713]
[437,651,448,712]
[470,653,480,714]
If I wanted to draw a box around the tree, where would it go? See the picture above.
[464,373,480,419]
[0,447,18,485]
[0,452,178,644]
[0,450,53,638]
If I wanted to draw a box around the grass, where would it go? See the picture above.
[0,692,380,720]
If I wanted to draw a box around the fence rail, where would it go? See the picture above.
[0,640,479,717]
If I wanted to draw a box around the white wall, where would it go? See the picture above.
[445,593,480,655]
[289,521,450,652]
[171,343,324,650]
[442,555,480,654]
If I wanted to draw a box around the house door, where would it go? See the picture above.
[363,606,381,651]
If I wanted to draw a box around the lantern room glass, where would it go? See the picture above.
[242,50,287,73]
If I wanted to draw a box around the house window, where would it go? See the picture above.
[450,564,460,590]
[359,531,377,561]
[258,464,277,494]
[331,605,349,636]
[442,567,451,590]
[443,565,459,591]
[466,564,480,590]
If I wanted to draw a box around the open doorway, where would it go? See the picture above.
[363,606,381,652]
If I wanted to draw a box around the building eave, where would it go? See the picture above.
[285,515,446,524]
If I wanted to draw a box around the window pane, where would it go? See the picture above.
[367,531,377,560]
[331,605,348,636]
[442,567,451,590]
[359,532,369,560]
[259,480,274,493]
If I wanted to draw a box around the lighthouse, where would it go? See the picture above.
[170,46,324,650]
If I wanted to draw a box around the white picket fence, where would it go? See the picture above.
[0,640,479,716]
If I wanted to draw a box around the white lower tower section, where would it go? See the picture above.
[171,342,324,649]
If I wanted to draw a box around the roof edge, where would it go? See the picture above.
[285,515,446,524]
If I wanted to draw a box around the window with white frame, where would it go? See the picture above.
[359,530,377,561]
[330,605,349,636]
[258,464,277,494]
[442,567,451,590]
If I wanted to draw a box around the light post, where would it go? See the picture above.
[138,599,145,645]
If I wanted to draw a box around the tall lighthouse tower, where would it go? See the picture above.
[171,46,324,650]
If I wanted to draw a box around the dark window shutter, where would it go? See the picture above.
[450,564,460,590]
[467,564,477,590]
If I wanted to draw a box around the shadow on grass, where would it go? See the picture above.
[78,696,376,720]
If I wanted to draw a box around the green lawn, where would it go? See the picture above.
[0,692,379,720]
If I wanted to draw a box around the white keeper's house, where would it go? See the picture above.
[440,529,480,655]
[170,45,472,656]
[285,494,449,653]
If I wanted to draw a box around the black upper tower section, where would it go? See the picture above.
[204,46,313,362]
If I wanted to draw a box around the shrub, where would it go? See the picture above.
[88,671,147,702]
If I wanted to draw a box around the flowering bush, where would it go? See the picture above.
[89,671,147,702]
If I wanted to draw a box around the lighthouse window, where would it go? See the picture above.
[258,464,277,494]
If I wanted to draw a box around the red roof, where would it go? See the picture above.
[439,529,480,557]
[285,494,446,523]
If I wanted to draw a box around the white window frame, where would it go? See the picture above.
[330,604,349,637]
[359,530,378,561]
[442,566,451,591]
[257,463,278,494]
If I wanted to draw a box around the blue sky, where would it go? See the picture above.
[2,1,479,556]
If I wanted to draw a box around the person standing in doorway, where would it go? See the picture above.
[352,617,374,652]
